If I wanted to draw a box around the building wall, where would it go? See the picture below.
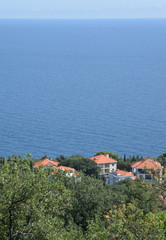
[98,163,117,175]
[107,173,133,185]
[109,162,117,172]
[132,167,162,183]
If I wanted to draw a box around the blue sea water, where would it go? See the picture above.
[0,19,166,159]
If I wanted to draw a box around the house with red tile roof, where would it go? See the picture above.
[106,169,136,185]
[51,166,78,177]
[57,166,75,171]
[34,158,59,168]
[34,158,77,177]
[90,154,117,176]
[131,158,163,183]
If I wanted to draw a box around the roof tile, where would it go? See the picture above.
[90,154,117,164]
[116,169,136,180]
[131,158,163,169]
[34,158,59,168]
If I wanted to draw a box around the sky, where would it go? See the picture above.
[0,0,165,19]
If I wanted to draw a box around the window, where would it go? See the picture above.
[105,163,109,168]
[133,168,136,173]
[139,175,144,178]
[145,174,152,179]
[112,163,114,166]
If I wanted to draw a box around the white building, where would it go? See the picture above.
[106,169,136,185]
[90,154,117,176]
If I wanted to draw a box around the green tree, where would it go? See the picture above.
[117,155,144,171]
[157,152,166,167]
[103,204,165,240]
[86,206,166,240]
[58,155,101,179]
[95,151,121,161]
[85,217,110,240]
[0,155,82,240]
[64,174,124,231]
[111,179,161,214]
[117,160,132,171]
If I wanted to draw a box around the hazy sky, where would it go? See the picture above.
[0,0,165,19]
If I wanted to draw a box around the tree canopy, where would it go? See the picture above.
[0,155,81,239]
[0,153,166,239]
[157,153,166,167]
[57,154,101,179]
[95,151,121,161]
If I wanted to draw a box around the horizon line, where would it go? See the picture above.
[0,17,166,20]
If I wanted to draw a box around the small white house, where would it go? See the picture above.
[106,169,136,185]
[34,158,77,177]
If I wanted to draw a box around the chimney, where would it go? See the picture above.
[106,154,109,158]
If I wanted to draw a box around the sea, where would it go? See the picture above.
[0,19,166,159]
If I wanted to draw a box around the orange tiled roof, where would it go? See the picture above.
[116,169,133,176]
[52,165,78,175]
[34,158,59,168]
[116,169,136,180]
[131,158,163,170]
[57,166,76,171]
[90,154,117,164]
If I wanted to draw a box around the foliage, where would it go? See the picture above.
[40,155,52,160]
[0,156,5,166]
[85,217,110,240]
[127,155,144,163]
[86,205,166,240]
[0,153,166,239]
[117,160,132,171]
[95,151,121,161]
[111,179,161,214]
[57,155,101,179]
[86,204,166,240]
[63,174,125,231]
[117,155,145,171]
[157,153,166,167]
[103,204,165,240]
[0,155,82,240]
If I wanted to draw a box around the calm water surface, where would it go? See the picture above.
[0,19,166,158]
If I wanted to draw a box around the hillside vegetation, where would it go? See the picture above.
[0,153,166,239]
